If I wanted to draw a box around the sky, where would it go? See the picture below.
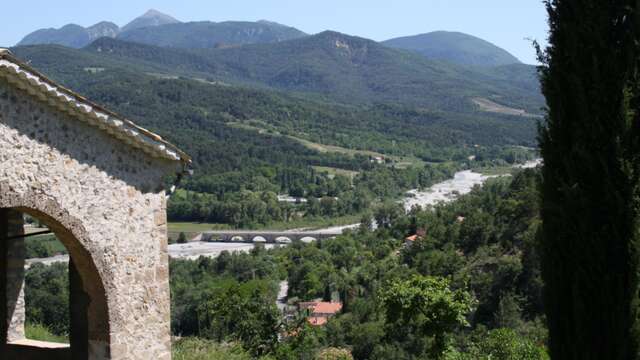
[0,0,549,64]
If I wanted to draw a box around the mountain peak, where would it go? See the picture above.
[121,9,181,33]
[142,9,172,18]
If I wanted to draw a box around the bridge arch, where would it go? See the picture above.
[252,236,267,243]
[231,236,245,242]
[300,236,317,243]
[275,236,292,244]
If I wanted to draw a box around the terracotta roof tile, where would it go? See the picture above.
[313,302,343,314]
[307,316,328,326]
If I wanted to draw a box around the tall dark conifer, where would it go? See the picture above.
[539,1,640,359]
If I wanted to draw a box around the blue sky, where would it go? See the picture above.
[1,0,548,64]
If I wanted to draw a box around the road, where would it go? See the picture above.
[276,281,289,312]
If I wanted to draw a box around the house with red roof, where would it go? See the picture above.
[300,301,343,326]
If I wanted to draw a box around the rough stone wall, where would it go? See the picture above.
[0,77,180,359]
[4,210,25,342]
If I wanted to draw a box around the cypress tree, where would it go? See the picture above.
[539,1,640,359]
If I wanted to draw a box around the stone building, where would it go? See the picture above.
[0,49,191,359]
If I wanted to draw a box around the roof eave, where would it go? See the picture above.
[0,49,191,165]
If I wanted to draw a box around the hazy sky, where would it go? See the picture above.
[1,0,549,64]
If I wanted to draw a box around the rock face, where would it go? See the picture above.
[0,50,188,359]
[86,22,120,40]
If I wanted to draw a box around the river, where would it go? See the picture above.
[402,159,540,211]
[26,160,541,267]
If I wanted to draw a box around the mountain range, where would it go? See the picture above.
[17,10,525,67]
[69,32,539,114]
[10,9,543,173]
[17,10,307,49]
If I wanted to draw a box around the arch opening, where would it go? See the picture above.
[300,236,317,243]
[230,236,245,242]
[252,236,267,243]
[275,236,292,244]
[1,207,111,360]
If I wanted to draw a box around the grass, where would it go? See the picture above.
[169,222,232,233]
[291,135,385,158]
[474,166,513,176]
[168,222,233,242]
[25,323,68,344]
[313,166,359,179]
[392,155,427,169]
[173,338,251,360]
[471,164,519,176]
[472,97,543,119]
[25,234,67,259]
[228,121,387,158]
[228,121,428,171]
[254,213,362,231]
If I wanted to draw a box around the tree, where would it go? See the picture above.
[177,232,188,244]
[380,275,474,359]
[460,328,549,360]
[374,202,402,229]
[198,284,281,357]
[538,1,640,358]
[315,347,354,360]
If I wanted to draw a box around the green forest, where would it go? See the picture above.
[12,0,640,359]
[25,168,548,359]
[10,44,538,229]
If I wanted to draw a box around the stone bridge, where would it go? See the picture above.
[201,230,344,244]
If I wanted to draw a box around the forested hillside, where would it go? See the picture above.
[77,34,543,113]
[118,20,307,48]
[26,169,548,359]
[10,39,539,227]
[383,31,522,67]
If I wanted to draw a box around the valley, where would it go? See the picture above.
[8,7,551,360]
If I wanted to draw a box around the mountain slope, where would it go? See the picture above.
[16,9,179,48]
[10,44,539,157]
[383,31,521,67]
[86,22,120,40]
[84,32,543,113]
[121,9,181,33]
[17,23,119,48]
[117,20,307,48]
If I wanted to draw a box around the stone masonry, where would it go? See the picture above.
[0,49,190,359]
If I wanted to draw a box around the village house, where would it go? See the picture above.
[300,301,343,326]
[404,228,426,247]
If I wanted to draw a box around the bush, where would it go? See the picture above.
[172,338,252,360]
[25,323,68,344]
[316,347,354,360]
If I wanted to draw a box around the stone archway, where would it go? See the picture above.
[0,49,191,360]
[1,189,112,359]
[1,49,191,360]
